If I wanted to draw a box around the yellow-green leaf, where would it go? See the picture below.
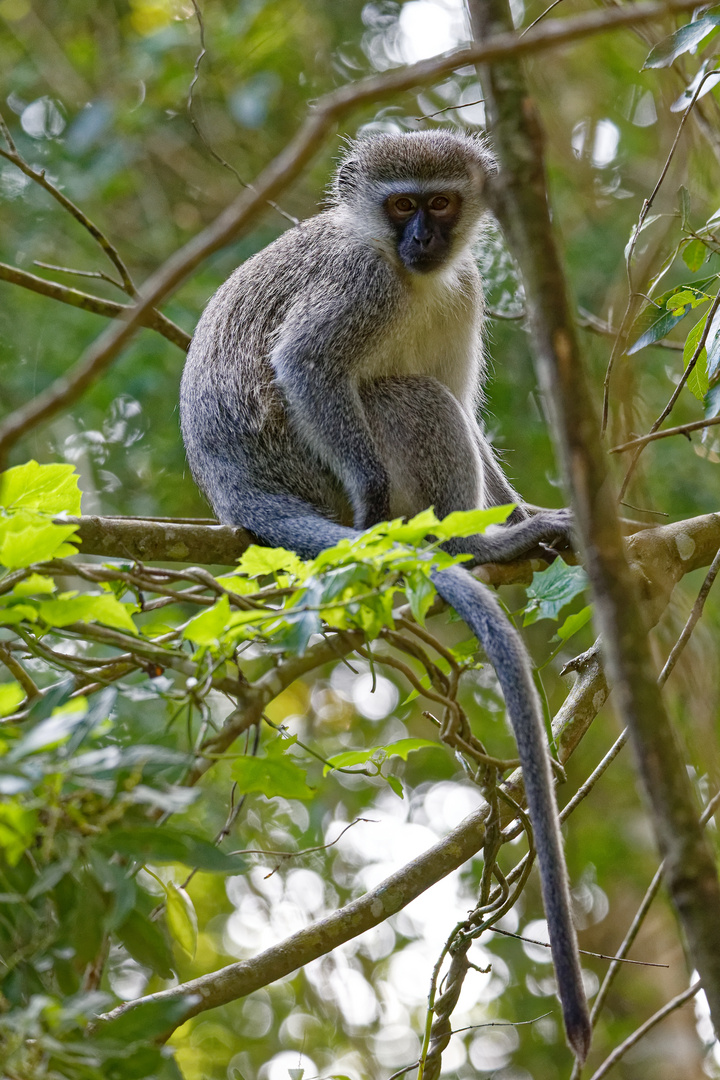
[38,594,137,634]
[183,594,231,645]
[238,545,305,579]
[0,803,38,866]
[0,682,25,716]
[0,512,79,569]
[10,573,56,598]
[0,461,81,515]
[165,882,198,958]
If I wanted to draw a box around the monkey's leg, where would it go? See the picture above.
[358,375,590,1058]
[360,376,573,564]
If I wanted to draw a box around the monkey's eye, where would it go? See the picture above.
[387,195,417,219]
[428,194,454,215]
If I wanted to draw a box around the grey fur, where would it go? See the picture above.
[180,129,591,1061]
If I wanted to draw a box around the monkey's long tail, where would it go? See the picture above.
[226,496,591,1059]
[433,565,591,1062]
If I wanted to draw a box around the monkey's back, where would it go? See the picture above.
[181,211,484,524]
[181,213,401,522]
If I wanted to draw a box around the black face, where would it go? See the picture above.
[385,191,462,274]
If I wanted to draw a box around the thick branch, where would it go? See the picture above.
[0,263,190,350]
[0,0,699,466]
[469,0,720,1033]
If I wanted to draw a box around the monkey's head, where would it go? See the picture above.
[331,130,496,275]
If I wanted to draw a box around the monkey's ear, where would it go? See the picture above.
[335,160,357,196]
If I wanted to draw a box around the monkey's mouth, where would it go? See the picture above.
[401,252,448,274]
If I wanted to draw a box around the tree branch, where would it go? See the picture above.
[0,263,190,351]
[469,0,720,1035]
[0,0,700,467]
[611,414,720,453]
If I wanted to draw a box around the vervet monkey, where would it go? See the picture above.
[180,129,590,1061]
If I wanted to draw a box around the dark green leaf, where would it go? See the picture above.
[524,561,589,625]
[98,827,247,873]
[115,908,174,979]
[232,737,314,800]
[97,995,200,1045]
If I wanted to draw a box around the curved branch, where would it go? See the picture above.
[0,0,700,466]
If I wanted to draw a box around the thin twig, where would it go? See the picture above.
[187,0,298,226]
[586,980,702,1080]
[611,414,720,453]
[489,927,668,967]
[601,69,720,434]
[620,285,720,497]
[658,545,720,685]
[0,111,136,295]
[0,261,190,350]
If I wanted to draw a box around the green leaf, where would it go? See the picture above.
[688,349,710,401]
[405,571,436,626]
[115,908,174,979]
[38,593,137,633]
[98,996,200,1045]
[231,737,314,800]
[386,775,404,799]
[524,561,589,625]
[324,738,438,774]
[9,699,90,759]
[644,13,720,68]
[667,289,700,311]
[707,308,720,380]
[435,504,515,539]
[678,185,691,229]
[10,573,55,597]
[682,238,707,272]
[706,383,720,420]
[0,682,24,716]
[0,512,79,568]
[183,594,231,645]
[628,304,691,354]
[555,605,594,643]
[99,828,247,873]
[0,460,81,515]
[627,279,717,355]
[238,545,305,579]
[683,315,710,400]
[165,882,198,958]
[0,802,38,866]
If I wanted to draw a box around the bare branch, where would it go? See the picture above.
[469,0,720,1036]
[587,981,702,1080]
[0,0,701,465]
[0,112,136,295]
[0,262,190,351]
[611,414,720,453]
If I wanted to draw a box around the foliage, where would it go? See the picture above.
[1,2,720,1079]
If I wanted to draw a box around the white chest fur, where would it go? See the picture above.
[360,258,484,412]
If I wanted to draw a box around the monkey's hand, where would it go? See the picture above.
[448,507,576,566]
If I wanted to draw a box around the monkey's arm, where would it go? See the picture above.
[271,301,391,529]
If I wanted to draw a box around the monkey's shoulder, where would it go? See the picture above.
[230,213,398,299]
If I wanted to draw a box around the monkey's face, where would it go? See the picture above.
[384,190,463,274]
